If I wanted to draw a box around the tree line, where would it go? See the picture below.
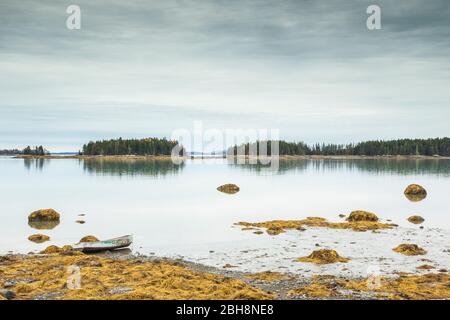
[82,137,185,156]
[228,138,450,156]
[23,146,49,155]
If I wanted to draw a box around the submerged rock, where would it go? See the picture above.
[407,215,425,224]
[217,184,240,194]
[79,235,99,243]
[296,249,350,264]
[346,210,379,222]
[28,234,50,243]
[28,209,60,222]
[404,184,427,202]
[393,244,427,256]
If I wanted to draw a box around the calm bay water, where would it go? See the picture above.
[1,157,449,257]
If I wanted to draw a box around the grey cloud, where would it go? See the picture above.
[0,0,449,151]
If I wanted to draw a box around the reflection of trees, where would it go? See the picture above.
[23,158,49,171]
[28,220,60,230]
[82,159,185,177]
[230,159,450,176]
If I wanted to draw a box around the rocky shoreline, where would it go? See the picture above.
[1,249,449,300]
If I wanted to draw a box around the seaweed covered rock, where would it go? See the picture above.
[40,245,73,254]
[393,244,427,256]
[296,249,350,264]
[346,210,379,222]
[404,184,427,202]
[236,215,396,234]
[266,226,284,235]
[28,209,60,222]
[407,215,425,224]
[79,235,99,243]
[217,184,240,194]
[28,234,50,243]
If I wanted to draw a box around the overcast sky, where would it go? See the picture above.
[0,0,449,151]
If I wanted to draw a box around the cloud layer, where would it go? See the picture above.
[0,0,449,150]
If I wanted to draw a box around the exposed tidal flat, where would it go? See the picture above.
[0,156,449,299]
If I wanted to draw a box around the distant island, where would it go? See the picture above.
[1,146,49,156]
[10,137,450,160]
[229,138,450,157]
[82,137,185,156]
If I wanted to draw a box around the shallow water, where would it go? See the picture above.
[1,157,449,276]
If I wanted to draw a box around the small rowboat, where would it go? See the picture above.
[73,235,133,253]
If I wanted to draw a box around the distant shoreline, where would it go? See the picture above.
[13,154,450,160]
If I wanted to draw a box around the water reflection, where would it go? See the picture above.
[23,158,49,171]
[81,159,185,177]
[28,220,60,230]
[230,159,450,176]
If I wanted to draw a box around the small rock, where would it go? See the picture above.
[108,287,134,295]
[407,215,425,224]
[346,210,379,222]
[217,184,240,194]
[0,289,16,300]
[79,235,99,243]
[28,234,50,243]
[393,244,427,256]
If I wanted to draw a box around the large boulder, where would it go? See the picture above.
[346,210,379,222]
[28,209,60,222]
[217,184,240,194]
[404,184,427,202]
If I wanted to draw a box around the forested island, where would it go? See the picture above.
[1,146,48,156]
[82,137,185,156]
[229,138,450,156]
